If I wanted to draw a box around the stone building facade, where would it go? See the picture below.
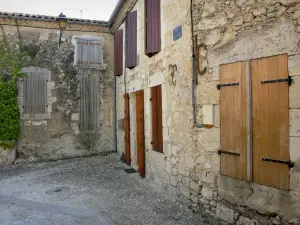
[0,13,114,163]
[111,0,300,224]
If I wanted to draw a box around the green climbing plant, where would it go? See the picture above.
[0,23,28,149]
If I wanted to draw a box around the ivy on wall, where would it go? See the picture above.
[0,23,28,149]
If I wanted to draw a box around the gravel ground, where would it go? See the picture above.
[0,153,222,225]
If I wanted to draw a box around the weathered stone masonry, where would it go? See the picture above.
[112,0,300,224]
[0,13,114,163]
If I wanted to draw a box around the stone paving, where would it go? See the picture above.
[0,153,222,225]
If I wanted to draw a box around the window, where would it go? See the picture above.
[219,54,290,190]
[23,71,47,114]
[151,85,163,153]
[74,37,104,68]
[114,29,124,76]
[126,11,137,69]
[145,0,161,56]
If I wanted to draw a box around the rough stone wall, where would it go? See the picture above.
[113,0,300,224]
[191,0,300,224]
[0,22,114,163]
[113,0,198,206]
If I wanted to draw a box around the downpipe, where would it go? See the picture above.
[190,0,205,129]
[112,32,118,152]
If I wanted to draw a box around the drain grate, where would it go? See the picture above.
[46,187,70,195]
[124,168,137,174]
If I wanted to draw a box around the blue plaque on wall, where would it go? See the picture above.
[173,25,182,41]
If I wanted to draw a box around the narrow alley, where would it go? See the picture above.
[0,154,221,225]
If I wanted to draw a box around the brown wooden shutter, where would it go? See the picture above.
[151,87,158,150]
[220,62,247,180]
[136,90,145,177]
[251,54,289,190]
[156,85,163,153]
[151,85,163,153]
[124,94,131,165]
[145,0,161,56]
[114,29,123,76]
[126,11,137,69]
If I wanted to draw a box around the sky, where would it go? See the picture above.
[0,0,119,21]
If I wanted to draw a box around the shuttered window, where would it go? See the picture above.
[251,54,289,190]
[78,75,100,132]
[151,85,163,153]
[145,0,161,56]
[114,29,124,76]
[76,39,103,68]
[219,54,290,190]
[23,71,47,114]
[126,11,137,69]
[220,62,247,180]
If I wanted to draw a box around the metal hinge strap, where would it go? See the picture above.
[261,76,293,86]
[217,82,239,90]
[262,157,294,168]
[218,150,240,156]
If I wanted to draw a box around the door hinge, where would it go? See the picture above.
[218,150,240,156]
[261,76,293,86]
[150,98,152,101]
[262,157,294,168]
[217,82,239,90]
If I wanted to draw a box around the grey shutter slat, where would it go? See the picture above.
[23,71,47,114]
[79,74,99,134]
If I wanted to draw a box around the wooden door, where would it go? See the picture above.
[124,94,131,165]
[136,90,145,178]
[220,61,247,180]
[251,54,290,190]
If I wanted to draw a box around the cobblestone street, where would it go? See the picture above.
[0,154,221,225]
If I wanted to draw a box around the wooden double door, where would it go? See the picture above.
[124,90,145,177]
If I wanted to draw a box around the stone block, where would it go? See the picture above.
[212,67,220,81]
[203,105,214,125]
[148,72,164,87]
[253,8,267,16]
[71,113,79,121]
[190,180,202,195]
[289,55,300,76]
[170,176,178,187]
[166,160,172,174]
[179,184,190,199]
[171,145,179,156]
[290,71,300,108]
[233,16,244,26]
[184,153,195,169]
[202,0,217,17]
[290,109,300,136]
[236,216,255,225]
[216,203,235,224]
[290,137,300,161]
[170,157,176,165]
[198,13,227,30]
[201,171,217,184]
[204,29,222,46]
[163,127,169,141]
[197,128,220,152]
[201,185,214,200]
